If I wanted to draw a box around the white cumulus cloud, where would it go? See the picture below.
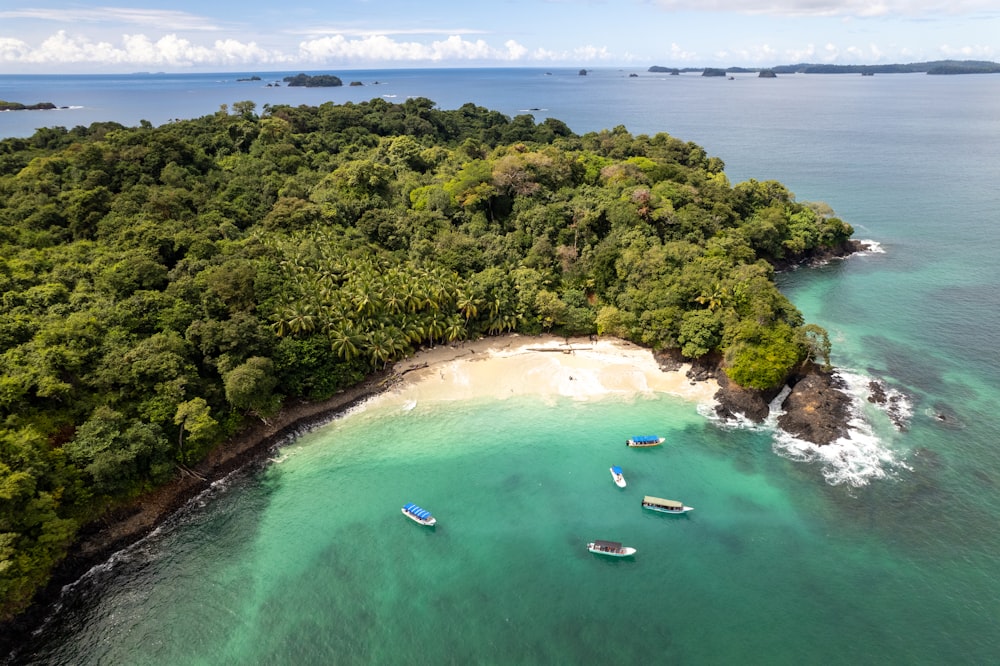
[297,33,536,62]
[651,0,1000,17]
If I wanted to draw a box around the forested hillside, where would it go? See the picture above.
[0,97,852,619]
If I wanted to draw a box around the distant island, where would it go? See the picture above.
[236,75,262,82]
[282,73,344,87]
[0,100,58,111]
[648,60,1000,76]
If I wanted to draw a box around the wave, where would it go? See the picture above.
[704,370,912,487]
[856,238,885,255]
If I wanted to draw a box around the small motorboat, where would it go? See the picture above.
[402,503,437,526]
[610,465,626,488]
[626,435,664,447]
[587,540,636,557]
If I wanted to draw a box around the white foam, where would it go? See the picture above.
[838,370,913,431]
[706,371,911,487]
[856,239,885,254]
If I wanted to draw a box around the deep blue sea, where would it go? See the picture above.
[4,68,1000,664]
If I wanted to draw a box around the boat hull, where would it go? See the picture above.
[626,436,665,447]
[402,507,437,526]
[642,505,693,514]
[587,543,636,557]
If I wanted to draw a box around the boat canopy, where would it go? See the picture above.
[643,496,683,509]
[404,503,432,519]
[611,466,623,475]
[631,435,660,443]
[592,540,622,549]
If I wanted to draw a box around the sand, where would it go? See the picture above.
[385,334,718,407]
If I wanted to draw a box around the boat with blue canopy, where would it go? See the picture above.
[402,503,437,526]
[626,435,665,447]
[610,465,626,488]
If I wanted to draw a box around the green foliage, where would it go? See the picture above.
[0,97,854,620]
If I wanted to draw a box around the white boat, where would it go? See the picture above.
[402,503,437,526]
[626,435,664,447]
[641,495,693,514]
[610,465,626,488]
[587,540,636,557]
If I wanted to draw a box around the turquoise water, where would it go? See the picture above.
[7,70,1000,663]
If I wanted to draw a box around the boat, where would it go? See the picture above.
[610,465,626,488]
[402,503,437,526]
[587,540,636,557]
[641,495,693,514]
[626,435,664,447]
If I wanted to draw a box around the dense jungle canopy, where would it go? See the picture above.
[0,97,852,620]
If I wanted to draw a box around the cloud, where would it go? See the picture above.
[7,30,286,66]
[297,33,533,62]
[285,26,490,37]
[650,1,1000,18]
[0,7,221,31]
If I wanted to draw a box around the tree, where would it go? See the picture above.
[173,398,217,464]
[223,357,280,416]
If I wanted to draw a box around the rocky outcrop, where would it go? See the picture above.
[772,239,871,271]
[776,368,852,445]
[713,361,852,445]
[713,369,782,423]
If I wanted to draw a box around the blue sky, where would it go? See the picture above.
[1,1,998,73]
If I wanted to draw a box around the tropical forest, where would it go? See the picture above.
[0,97,853,620]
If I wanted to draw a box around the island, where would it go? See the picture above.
[648,59,1000,75]
[282,73,344,87]
[0,100,58,111]
[0,97,861,644]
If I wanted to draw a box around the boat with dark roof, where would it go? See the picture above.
[626,435,664,447]
[402,503,437,526]
[587,540,636,557]
[641,495,693,514]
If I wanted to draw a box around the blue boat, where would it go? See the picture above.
[610,465,627,488]
[626,435,664,447]
[402,503,437,526]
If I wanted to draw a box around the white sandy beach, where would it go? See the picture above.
[386,335,718,406]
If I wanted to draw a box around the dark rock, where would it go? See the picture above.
[713,370,780,423]
[579,69,588,76]
[867,379,888,404]
[776,368,852,445]
[771,238,872,271]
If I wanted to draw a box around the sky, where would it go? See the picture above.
[1,1,998,74]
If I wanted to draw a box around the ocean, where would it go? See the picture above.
[3,68,1000,664]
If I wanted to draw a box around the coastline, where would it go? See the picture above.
[1,334,715,657]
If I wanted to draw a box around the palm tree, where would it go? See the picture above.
[286,303,316,335]
[444,315,465,343]
[330,327,361,361]
[365,328,393,369]
[456,289,479,322]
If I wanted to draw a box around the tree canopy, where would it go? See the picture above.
[0,96,852,620]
